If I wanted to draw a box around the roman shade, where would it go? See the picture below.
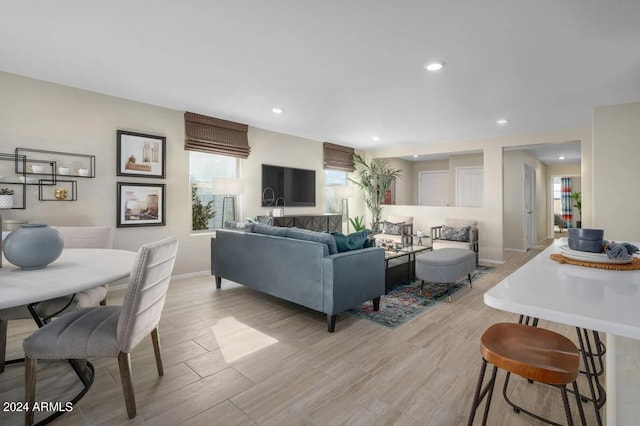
[323,142,355,172]
[184,112,250,159]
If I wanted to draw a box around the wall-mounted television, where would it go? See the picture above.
[261,164,316,207]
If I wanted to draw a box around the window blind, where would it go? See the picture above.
[323,142,355,172]
[184,112,250,159]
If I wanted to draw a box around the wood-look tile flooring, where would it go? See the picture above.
[1,239,602,425]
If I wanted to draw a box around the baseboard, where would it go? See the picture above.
[479,258,505,265]
[504,248,527,253]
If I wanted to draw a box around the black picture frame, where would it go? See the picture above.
[117,130,166,178]
[117,182,166,228]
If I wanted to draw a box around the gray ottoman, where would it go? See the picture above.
[415,248,476,302]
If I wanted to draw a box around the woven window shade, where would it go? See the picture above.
[323,142,355,172]
[184,112,250,159]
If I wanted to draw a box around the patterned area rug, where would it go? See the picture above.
[345,265,495,328]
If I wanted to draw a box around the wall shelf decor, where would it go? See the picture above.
[15,148,96,179]
[38,179,78,201]
[0,153,26,209]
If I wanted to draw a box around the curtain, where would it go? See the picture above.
[184,112,250,159]
[323,142,355,172]
[561,177,572,228]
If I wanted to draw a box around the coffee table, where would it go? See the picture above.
[384,244,431,290]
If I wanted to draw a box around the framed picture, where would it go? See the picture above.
[117,182,165,227]
[117,130,166,178]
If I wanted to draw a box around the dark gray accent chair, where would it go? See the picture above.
[22,237,178,424]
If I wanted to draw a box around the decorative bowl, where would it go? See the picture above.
[30,165,45,173]
[567,238,603,253]
[568,228,604,241]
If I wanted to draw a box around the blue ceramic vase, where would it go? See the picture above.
[3,224,64,269]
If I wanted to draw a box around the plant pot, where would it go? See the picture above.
[0,194,13,209]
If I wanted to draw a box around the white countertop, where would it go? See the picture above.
[0,248,136,309]
[485,238,640,340]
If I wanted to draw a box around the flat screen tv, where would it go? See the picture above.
[262,164,316,207]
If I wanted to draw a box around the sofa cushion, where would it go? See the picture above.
[440,224,470,242]
[252,223,289,237]
[286,227,338,255]
[382,221,405,235]
[331,229,371,253]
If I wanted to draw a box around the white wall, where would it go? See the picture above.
[370,129,591,263]
[0,72,340,275]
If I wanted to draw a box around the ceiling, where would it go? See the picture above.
[2,1,640,151]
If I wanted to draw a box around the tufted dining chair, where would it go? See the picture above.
[23,237,178,424]
[0,226,114,373]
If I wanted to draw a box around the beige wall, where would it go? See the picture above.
[0,72,339,275]
[370,129,591,263]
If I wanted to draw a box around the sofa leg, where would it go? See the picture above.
[372,296,381,311]
[327,314,336,333]
[468,273,473,288]
[215,276,221,289]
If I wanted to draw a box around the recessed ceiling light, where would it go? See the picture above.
[558,156,566,160]
[371,136,380,142]
[413,154,419,158]
[272,107,283,114]
[424,60,445,71]
[496,119,509,125]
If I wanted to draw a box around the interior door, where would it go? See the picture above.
[524,165,536,249]
[455,166,483,207]
[419,171,449,206]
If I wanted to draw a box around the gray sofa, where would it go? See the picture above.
[211,226,385,332]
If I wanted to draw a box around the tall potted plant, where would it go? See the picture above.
[350,153,402,229]
[571,191,582,228]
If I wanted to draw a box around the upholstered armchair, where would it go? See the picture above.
[373,215,414,246]
[554,214,567,232]
[431,218,479,263]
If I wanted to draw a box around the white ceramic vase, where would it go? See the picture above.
[0,195,13,209]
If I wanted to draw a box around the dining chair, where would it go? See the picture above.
[23,237,178,424]
[0,226,114,373]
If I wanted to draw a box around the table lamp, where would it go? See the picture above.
[334,185,355,232]
[211,177,244,226]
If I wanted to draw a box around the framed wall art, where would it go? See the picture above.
[117,130,166,178]
[117,182,165,227]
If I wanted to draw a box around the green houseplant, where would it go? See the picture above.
[192,186,216,230]
[349,215,365,232]
[571,191,582,228]
[350,153,402,229]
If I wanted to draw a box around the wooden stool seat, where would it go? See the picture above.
[481,323,580,385]
[468,323,586,426]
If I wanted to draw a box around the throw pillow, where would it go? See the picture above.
[330,229,371,253]
[252,223,289,237]
[382,221,405,235]
[440,225,470,242]
[286,227,338,255]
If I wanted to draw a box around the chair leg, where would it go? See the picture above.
[25,355,37,426]
[100,298,107,306]
[117,352,137,419]
[468,273,473,288]
[0,319,7,373]
[150,328,164,376]
[327,314,337,333]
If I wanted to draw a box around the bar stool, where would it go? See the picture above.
[468,323,586,426]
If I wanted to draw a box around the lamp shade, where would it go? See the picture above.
[211,177,244,195]
[334,185,355,199]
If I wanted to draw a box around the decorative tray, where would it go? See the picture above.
[559,245,633,264]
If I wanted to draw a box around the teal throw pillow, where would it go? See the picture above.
[330,229,371,253]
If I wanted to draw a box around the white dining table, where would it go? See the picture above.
[485,238,640,426]
[1,248,136,310]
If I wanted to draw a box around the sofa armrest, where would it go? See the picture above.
[322,247,385,314]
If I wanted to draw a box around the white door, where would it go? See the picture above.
[455,167,483,207]
[419,171,449,206]
[524,165,536,249]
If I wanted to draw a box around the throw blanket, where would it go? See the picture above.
[604,241,640,259]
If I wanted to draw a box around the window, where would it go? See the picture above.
[324,169,348,213]
[190,151,238,231]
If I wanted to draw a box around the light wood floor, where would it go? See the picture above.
[1,239,602,425]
